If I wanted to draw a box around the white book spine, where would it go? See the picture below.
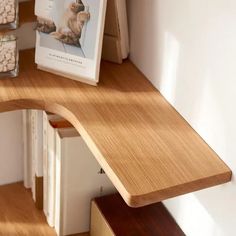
[46,121,56,227]
[22,110,32,189]
[30,110,36,202]
[34,0,55,20]
[55,132,62,236]
[35,111,44,178]
[60,135,116,235]
[43,111,49,217]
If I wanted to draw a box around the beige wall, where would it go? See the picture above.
[18,0,36,50]
[0,0,35,187]
[127,1,236,235]
[0,111,23,185]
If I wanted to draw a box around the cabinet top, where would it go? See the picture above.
[0,50,231,207]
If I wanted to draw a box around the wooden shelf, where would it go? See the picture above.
[0,50,231,207]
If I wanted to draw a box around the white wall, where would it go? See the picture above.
[0,111,23,185]
[127,1,236,236]
[0,0,33,187]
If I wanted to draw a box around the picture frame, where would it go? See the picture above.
[35,0,107,85]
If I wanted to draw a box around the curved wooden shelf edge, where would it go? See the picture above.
[0,98,139,207]
[0,50,232,208]
[0,98,232,208]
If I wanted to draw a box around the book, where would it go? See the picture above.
[116,0,129,59]
[102,0,129,64]
[35,0,107,85]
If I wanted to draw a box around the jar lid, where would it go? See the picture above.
[0,34,17,42]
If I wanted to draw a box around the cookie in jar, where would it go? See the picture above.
[0,0,19,30]
[0,35,18,78]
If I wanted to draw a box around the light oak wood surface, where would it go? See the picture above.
[0,182,89,236]
[0,182,56,236]
[0,50,231,207]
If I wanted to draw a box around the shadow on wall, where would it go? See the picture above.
[127,0,236,235]
[0,111,23,185]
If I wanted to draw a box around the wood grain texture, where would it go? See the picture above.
[0,50,231,207]
[92,194,185,236]
[0,182,56,236]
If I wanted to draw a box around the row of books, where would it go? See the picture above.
[35,0,129,85]
[23,110,116,235]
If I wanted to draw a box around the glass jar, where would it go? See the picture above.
[0,0,19,30]
[0,35,18,78]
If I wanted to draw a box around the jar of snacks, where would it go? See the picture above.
[0,35,18,78]
[0,0,19,30]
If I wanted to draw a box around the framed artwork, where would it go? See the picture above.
[35,0,107,85]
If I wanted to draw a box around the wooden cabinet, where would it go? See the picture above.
[91,194,185,236]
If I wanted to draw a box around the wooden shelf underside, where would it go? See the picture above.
[0,50,231,207]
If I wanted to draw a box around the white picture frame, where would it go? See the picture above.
[35,0,107,85]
